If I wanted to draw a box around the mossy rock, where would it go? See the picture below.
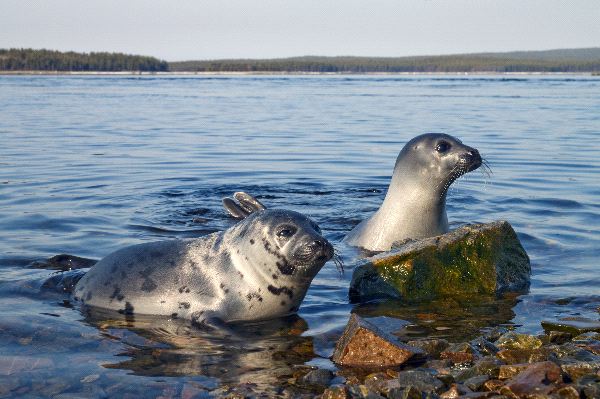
[349,221,530,302]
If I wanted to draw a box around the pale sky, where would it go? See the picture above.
[2,0,599,61]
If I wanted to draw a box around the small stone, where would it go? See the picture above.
[363,372,393,394]
[542,317,600,335]
[549,331,572,344]
[464,375,490,391]
[332,314,425,367]
[581,381,600,399]
[346,384,385,399]
[407,338,450,358]
[498,363,531,380]
[550,342,600,362]
[471,337,499,356]
[440,342,479,364]
[394,369,445,394]
[440,384,461,399]
[302,369,334,387]
[482,326,510,342]
[554,385,580,399]
[560,361,600,382]
[386,386,422,399]
[482,379,504,392]
[503,361,562,397]
[495,332,543,350]
[496,348,548,364]
[322,385,349,399]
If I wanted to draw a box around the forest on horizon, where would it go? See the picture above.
[2,48,600,73]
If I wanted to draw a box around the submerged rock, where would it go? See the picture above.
[349,221,530,302]
[332,314,425,368]
[542,317,600,335]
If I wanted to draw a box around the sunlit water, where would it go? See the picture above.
[1,75,599,396]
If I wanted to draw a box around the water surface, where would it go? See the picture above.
[1,74,599,396]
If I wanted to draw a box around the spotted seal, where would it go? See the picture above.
[343,133,483,251]
[72,209,333,323]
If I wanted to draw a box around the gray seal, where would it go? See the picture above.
[343,133,482,251]
[72,209,334,323]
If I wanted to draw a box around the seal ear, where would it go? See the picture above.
[222,191,266,219]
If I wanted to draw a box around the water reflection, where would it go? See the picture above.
[82,306,315,388]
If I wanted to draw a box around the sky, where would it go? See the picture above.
[2,0,599,61]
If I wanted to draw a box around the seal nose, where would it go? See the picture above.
[308,239,334,260]
[462,148,482,171]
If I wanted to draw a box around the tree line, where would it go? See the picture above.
[2,48,599,73]
[169,54,600,73]
[0,49,168,72]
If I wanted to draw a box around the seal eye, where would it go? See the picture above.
[277,226,297,239]
[435,141,450,153]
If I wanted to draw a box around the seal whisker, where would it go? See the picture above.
[332,249,345,276]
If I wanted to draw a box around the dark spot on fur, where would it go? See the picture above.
[289,305,299,312]
[178,302,191,309]
[160,300,166,304]
[110,286,125,302]
[267,285,294,299]
[246,292,263,302]
[237,249,240,254]
[250,239,255,245]
[238,271,244,279]
[86,291,93,301]
[280,300,286,306]
[118,302,134,315]
[171,313,178,318]
[272,274,278,280]
[141,278,157,292]
[179,285,190,294]
[276,260,295,275]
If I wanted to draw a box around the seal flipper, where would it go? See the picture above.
[223,197,250,219]
[223,192,266,219]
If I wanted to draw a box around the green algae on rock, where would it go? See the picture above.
[349,221,530,302]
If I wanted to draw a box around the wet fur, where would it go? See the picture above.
[73,210,331,323]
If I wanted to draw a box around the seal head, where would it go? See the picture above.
[344,133,482,251]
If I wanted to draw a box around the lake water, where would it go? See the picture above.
[1,74,599,396]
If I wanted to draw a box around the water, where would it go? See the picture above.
[1,74,599,396]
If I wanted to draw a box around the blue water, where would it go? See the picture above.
[1,74,599,396]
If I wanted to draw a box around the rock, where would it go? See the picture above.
[495,348,548,364]
[495,332,543,350]
[454,357,503,381]
[481,379,504,392]
[501,361,562,397]
[349,221,530,302]
[548,331,573,345]
[332,314,425,368]
[322,385,349,399]
[554,385,580,399]
[302,368,335,387]
[463,375,490,391]
[498,364,531,380]
[471,337,500,356]
[391,369,445,394]
[406,339,450,358]
[440,342,480,365]
[542,317,600,335]
[560,361,600,382]
[386,386,423,399]
[346,384,385,399]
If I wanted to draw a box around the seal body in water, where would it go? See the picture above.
[72,209,333,323]
[344,133,482,251]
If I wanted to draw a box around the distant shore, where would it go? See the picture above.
[1,70,598,76]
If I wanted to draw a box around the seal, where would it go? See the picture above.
[343,133,482,251]
[72,209,334,323]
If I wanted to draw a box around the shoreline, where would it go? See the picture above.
[0,70,598,76]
